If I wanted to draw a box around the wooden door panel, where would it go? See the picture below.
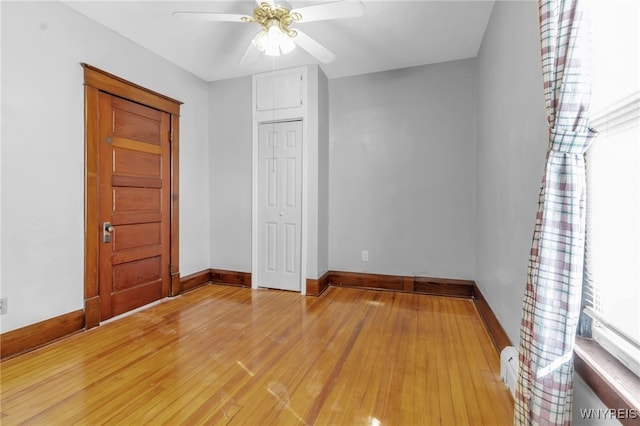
[113,223,161,251]
[99,92,170,320]
[111,212,162,226]
[113,257,162,291]
[113,149,161,178]
[112,97,163,145]
[113,113,162,145]
[111,246,162,264]
[111,95,163,120]
[110,284,163,318]
[113,187,161,212]
[111,176,162,189]
[110,136,163,154]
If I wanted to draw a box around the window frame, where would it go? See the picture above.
[576,91,640,425]
[574,338,640,425]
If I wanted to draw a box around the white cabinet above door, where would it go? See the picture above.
[255,70,303,112]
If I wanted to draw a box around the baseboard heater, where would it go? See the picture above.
[500,346,519,397]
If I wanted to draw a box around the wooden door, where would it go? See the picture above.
[98,93,171,320]
[258,120,303,291]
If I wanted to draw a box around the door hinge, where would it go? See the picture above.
[169,264,173,275]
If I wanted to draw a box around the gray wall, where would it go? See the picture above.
[1,1,210,332]
[317,69,330,276]
[328,60,477,279]
[475,0,546,345]
[475,2,616,423]
[208,76,253,272]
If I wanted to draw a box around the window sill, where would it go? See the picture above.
[574,337,640,426]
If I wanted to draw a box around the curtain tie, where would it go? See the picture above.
[549,127,598,155]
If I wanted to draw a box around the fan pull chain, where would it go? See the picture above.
[271,54,276,173]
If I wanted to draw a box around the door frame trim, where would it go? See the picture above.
[82,64,182,328]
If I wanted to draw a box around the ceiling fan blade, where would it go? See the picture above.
[172,12,249,23]
[293,30,336,64]
[292,1,364,23]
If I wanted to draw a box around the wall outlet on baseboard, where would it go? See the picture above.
[0,297,7,315]
[361,250,369,262]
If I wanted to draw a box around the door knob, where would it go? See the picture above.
[103,222,114,243]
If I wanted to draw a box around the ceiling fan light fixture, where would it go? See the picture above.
[264,42,281,57]
[279,35,296,54]
[251,29,268,51]
[175,0,349,63]
[252,19,296,57]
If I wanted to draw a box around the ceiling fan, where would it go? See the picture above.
[173,0,364,64]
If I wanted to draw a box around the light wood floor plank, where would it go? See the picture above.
[0,285,513,425]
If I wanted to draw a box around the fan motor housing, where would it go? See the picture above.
[242,2,301,36]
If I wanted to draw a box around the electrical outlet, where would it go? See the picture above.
[362,250,369,262]
[0,297,7,315]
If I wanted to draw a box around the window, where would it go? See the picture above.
[585,93,640,376]
[582,0,640,378]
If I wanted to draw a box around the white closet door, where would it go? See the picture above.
[258,120,303,291]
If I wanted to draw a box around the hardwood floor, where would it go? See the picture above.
[0,285,513,425]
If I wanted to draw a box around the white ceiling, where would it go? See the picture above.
[62,0,495,82]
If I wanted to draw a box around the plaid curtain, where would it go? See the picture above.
[514,0,597,424]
